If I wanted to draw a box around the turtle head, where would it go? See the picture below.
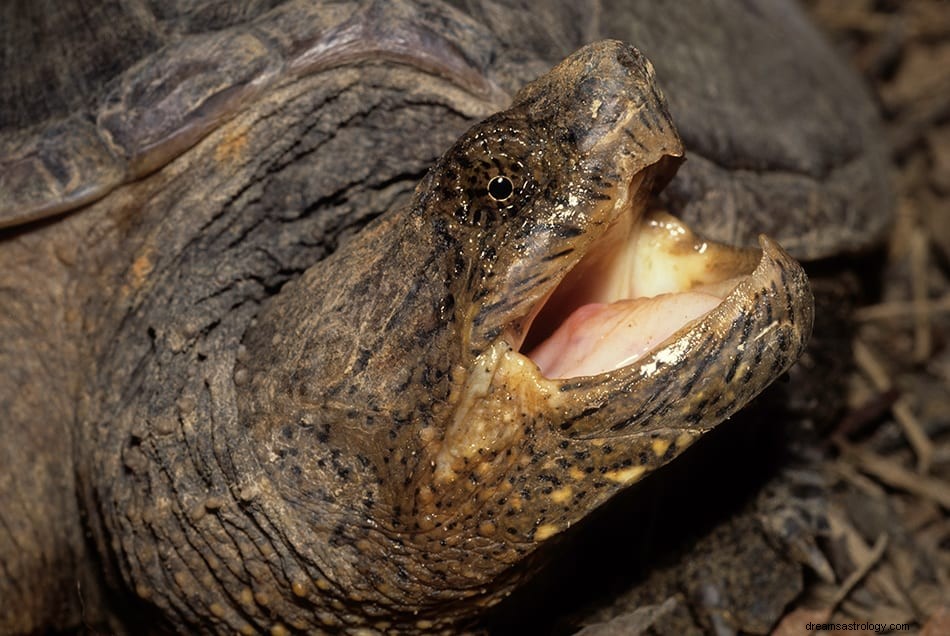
[238,40,813,628]
[416,40,684,359]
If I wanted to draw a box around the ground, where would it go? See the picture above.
[775,1,950,633]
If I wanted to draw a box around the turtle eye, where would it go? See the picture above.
[487,175,514,201]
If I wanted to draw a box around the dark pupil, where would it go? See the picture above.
[487,176,514,201]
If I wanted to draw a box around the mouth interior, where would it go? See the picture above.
[520,205,761,380]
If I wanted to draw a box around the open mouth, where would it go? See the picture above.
[513,201,762,381]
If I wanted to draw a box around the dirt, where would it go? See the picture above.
[776,1,950,632]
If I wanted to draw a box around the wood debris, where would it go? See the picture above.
[791,1,950,633]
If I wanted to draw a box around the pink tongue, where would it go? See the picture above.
[527,292,722,379]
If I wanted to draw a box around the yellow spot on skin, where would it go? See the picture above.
[478,520,497,537]
[535,524,560,541]
[590,98,602,118]
[604,465,647,484]
[416,620,435,630]
[122,246,155,297]
[209,603,225,618]
[652,438,671,457]
[130,251,153,286]
[135,585,151,599]
[508,495,523,513]
[291,580,307,597]
[476,460,493,477]
[419,426,439,444]
[239,587,254,606]
[173,571,190,588]
[254,591,270,606]
[270,623,290,636]
[214,123,250,164]
[315,578,331,591]
[569,467,586,481]
[417,485,435,505]
[239,624,255,636]
[550,486,573,504]
[675,432,695,451]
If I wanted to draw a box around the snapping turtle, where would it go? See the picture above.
[0,0,890,634]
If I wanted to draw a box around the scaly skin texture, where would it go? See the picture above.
[1,20,827,636]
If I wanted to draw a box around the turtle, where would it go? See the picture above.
[0,0,892,634]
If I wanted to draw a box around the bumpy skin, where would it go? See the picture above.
[0,1,889,634]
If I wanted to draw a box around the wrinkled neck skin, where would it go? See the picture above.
[233,189,621,624]
[237,205,488,617]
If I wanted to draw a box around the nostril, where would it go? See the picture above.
[614,43,645,73]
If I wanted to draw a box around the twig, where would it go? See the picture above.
[910,227,932,362]
[852,339,934,473]
[854,294,950,321]
[833,533,889,610]
[839,441,950,510]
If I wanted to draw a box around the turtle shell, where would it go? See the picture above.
[0,0,891,259]
[0,0,507,228]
